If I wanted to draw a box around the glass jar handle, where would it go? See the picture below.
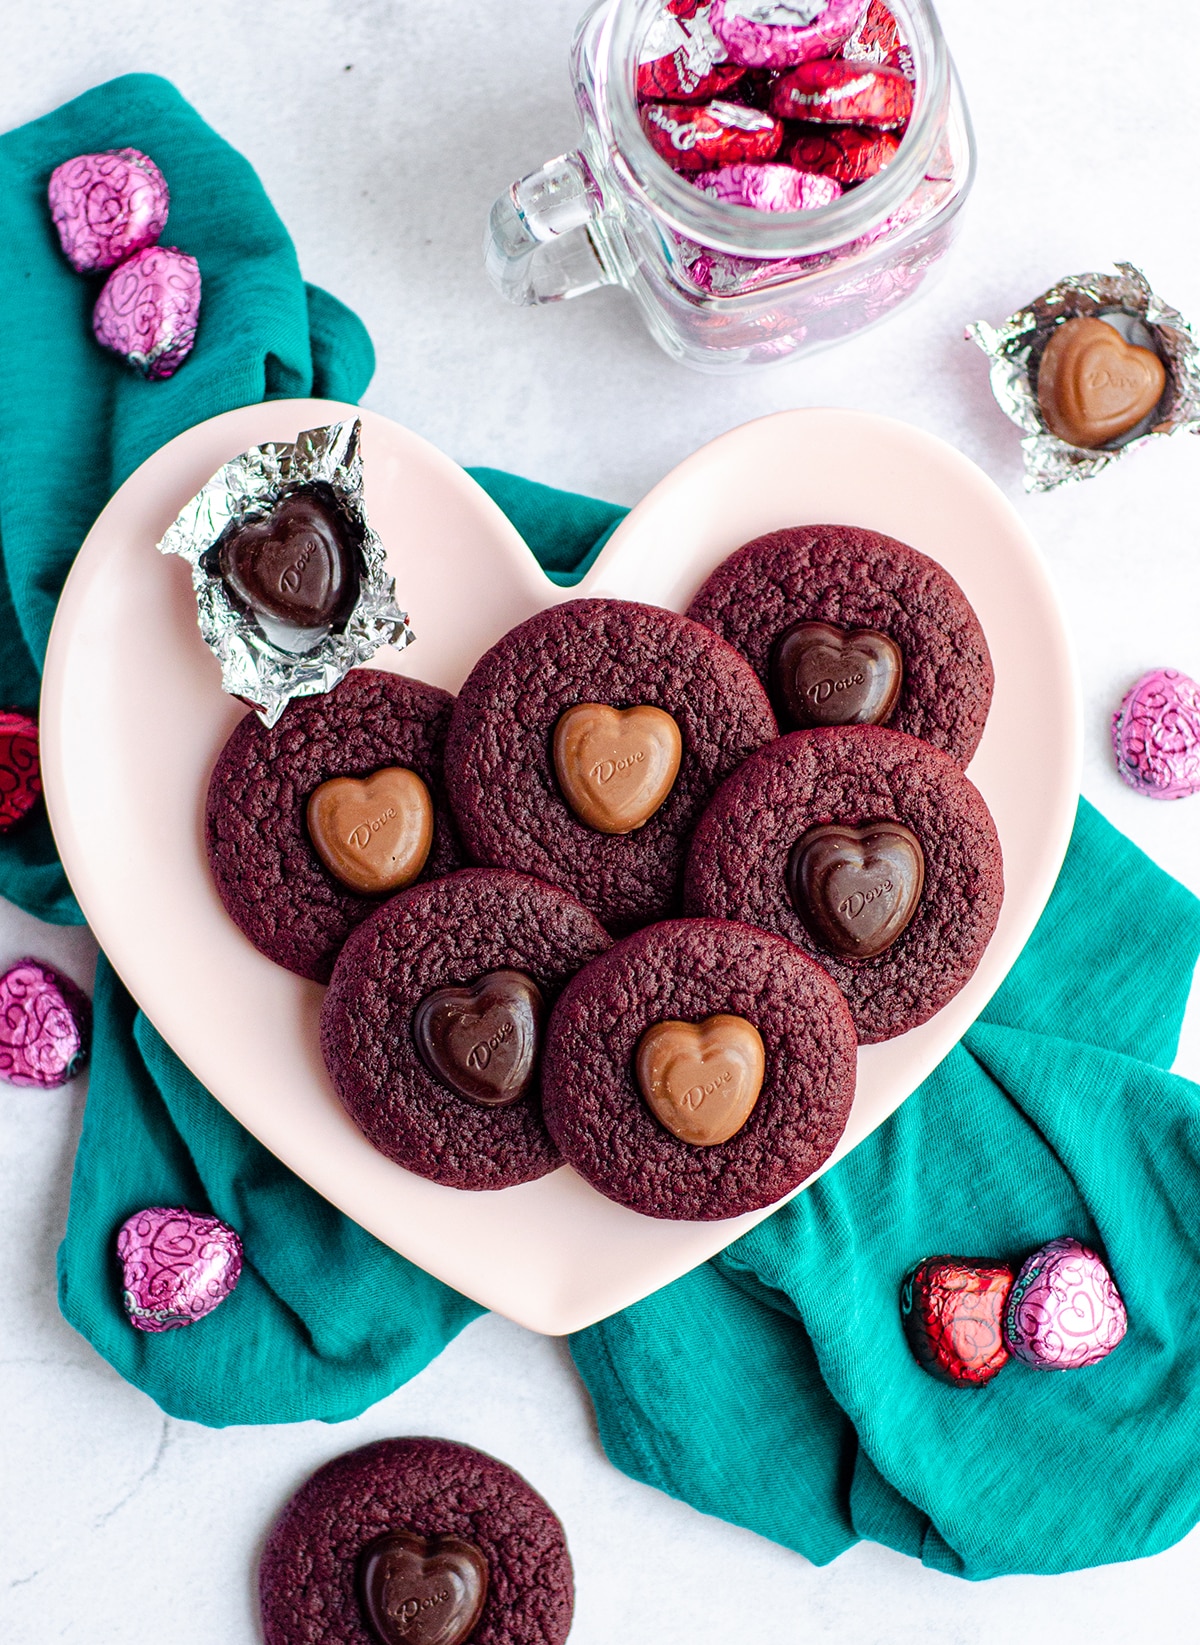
[484,152,611,306]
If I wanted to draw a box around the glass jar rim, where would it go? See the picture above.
[600,0,951,259]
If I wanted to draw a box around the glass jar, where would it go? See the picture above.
[485,0,975,372]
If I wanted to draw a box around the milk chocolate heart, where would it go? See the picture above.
[788,820,924,959]
[636,1013,765,1146]
[307,768,433,895]
[357,1530,488,1645]
[412,969,545,1108]
[217,490,359,628]
[1036,315,1166,449]
[770,620,903,729]
[552,703,682,835]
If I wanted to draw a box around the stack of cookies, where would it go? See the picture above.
[206,524,1002,1222]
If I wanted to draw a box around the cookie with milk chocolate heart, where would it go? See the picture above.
[542,917,856,1221]
[684,725,1003,1043]
[206,669,464,982]
[259,1436,574,1645]
[687,524,992,767]
[444,598,777,933]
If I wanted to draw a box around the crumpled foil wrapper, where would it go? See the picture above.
[157,419,412,725]
[966,263,1200,492]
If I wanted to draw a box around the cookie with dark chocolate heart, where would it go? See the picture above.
[321,869,610,1189]
[259,1437,573,1645]
[687,525,992,766]
[684,725,1003,1043]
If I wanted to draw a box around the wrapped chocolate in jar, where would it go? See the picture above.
[485,0,975,371]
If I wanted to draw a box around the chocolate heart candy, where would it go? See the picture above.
[412,969,545,1108]
[358,1530,488,1645]
[1003,1237,1127,1371]
[1036,315,1166,449]
[901,1256,1014,1386]
[307,768,434,896]
[116,1206,242,1333]
[636,1013,765,1146]
[217,490,359,628]
[553,703,682,835]
[788,820,924,958]
[770,620,902,729]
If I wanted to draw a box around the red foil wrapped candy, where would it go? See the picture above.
[92,245,201,379]
[47,148,169,275]
[770,58,913,127]
[901,1256,1014,1386]
[0,958,91,1089]
[841,0,912,76]
[641,99,783,171]
[696,161,841,211]
[1003,1237,1127,1370]
[787,124,900,184]
[710,0,869,70]
[117,1207,243,1333]
[638,6,746,102]
[0,710,41,833]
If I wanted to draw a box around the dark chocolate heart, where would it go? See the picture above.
[217,490,358,629]
[787,820,924,959]
[770,621,903,730]
[357,1530,488,1645]
[412,969,545,1108]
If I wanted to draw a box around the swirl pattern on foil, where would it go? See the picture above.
[47,148,169,274]
[696,161,841,211]
[0,958,91,1089]
[92,245,201,379]
[1003,1237,1127,1371]
[901,1255,1013,1386]
[1111,668,1200,800]
[117,1207,243,1333]
[0,710,41,833]
[710,0,868,69]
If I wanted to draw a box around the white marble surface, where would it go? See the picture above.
[4,0,1200,1638]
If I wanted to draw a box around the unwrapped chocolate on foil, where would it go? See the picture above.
[966,263,1200,492]
[157,419,412,725]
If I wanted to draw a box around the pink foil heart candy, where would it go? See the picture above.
[710,0,868,69]
[696,161,842,210]
[117,1207,243,1332]
[1003,1237,1127,1371]
[48,148,169,274]
[0,958,91,1089]
[92,245,201,379]
[1111,668,1200,800]
[0,710,41,833]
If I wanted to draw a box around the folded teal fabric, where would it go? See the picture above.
[571,799,1200,1578]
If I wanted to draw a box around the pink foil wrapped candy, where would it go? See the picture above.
[0,958,90,1089]
[48,148,169,274]
[1003,1237,1127,1371]
[93,245,201,379]
[710,0,868,69]
[117,1207,243,1332]
[1111,668,1200,800]
[696,161,842,211]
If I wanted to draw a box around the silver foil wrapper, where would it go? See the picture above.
[966,263,1200,492]
[157,419,413,725]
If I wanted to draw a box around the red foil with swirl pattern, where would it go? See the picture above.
[770,58,913,127]
[117,1206,243,1332]
[901,1256,1014,1386]
[0,958,91,1089]
[786,124,900,184]
[0,710,41,833]
[641,99,783,171]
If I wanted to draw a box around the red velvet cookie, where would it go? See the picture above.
[259,1437,573,1645]
[684,726,1004,1043]
[541,918,857,1221]
[206,669,464,983]
[443,599,778,933]
[686,525,993,766]
[321,869,610,1189]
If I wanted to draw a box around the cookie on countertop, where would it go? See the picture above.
[205,668,464,983]
[541,917,857,1221]
[259,1436,573,1645]
[321,868,611,1190]
[686,524,993,766]
[443,598,778,934]
[684,725,1004,1043]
